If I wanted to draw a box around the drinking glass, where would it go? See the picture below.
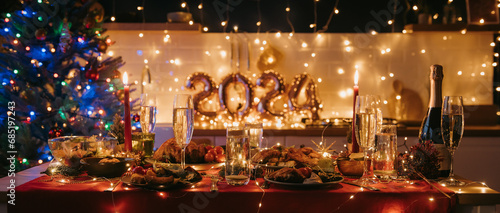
[225,126,251,186]
[140,93,157,133]
[245,123,263,149]
[140,93,157,156]
[173,94,194,169]
[373,124,397,183]
[439,96,465,186]
[354,95,379,185]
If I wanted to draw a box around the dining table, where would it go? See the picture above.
[4,162,499,213]
[9,176,454,213]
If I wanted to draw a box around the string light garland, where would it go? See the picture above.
[285,0,295,34]
[257,0,262,33]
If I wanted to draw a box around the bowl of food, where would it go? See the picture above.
[336,153,369,177]
[81,157,134,178]
[48,136,119,168]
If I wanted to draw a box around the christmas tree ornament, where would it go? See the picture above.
[110,114,125,144]
[58,18,72,53]
[48,124,64,139]
[88,2,105,23]
[115,89,125,100]
[85,67,99,81]
[97,39,107,53]
[132,113,140,122]
[84,15,96,29]
[35,29,47,40]
[112,70,121,79]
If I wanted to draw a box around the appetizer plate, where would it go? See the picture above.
[263,176,344,189]
[145,158,224,171]
[121,174,200,190]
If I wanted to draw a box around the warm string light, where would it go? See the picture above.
[256,0,262,32]
[115,10,492,124]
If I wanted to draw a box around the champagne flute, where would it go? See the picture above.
[140,93,157,157]
[140,93,157,133]
[439,96,465,186]
[354,95,379,185]
[173,94,194,169]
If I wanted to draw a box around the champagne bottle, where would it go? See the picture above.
[419,64,451,177]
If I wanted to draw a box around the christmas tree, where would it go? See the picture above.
[0,0,133,173]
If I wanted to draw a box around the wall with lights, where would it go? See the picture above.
[104,30,494,124]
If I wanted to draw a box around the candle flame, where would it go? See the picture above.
[123,72,128,85]
[354,70,359,85]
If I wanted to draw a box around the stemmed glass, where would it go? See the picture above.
[354,95,379,185]
[439,96,465,186]
[140,93,157,133]
[173,94,194,169]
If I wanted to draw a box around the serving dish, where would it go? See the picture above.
[263,176,344,188]
[145,158,224,171]
[48,136,119,168]
[81,157,134,178]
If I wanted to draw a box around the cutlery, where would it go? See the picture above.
[343,180,380,191]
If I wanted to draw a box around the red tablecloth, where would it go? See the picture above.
[9,176,456,213]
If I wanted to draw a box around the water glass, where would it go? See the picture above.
[245,123,263,149]
[140,93,157,133]
[373,124,397,183]
[225,126,250,186]
[142,133,155,157]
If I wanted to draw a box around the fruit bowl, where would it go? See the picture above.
[48,136,119,168]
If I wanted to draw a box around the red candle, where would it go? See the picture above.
[351,70,359,153]
[123,72,132,152]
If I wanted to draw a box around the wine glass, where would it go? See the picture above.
[354,95,379,185]
[439,96,465,186]
[173,94,194,169]
[140,93,157,133]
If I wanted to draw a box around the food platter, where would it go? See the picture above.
[145,158,224,171]
[263,176,344,188]
[121,174,200,190]
[253,163,289,170]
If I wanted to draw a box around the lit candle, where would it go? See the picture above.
[123,72,132,152]
[351,70,359,153]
